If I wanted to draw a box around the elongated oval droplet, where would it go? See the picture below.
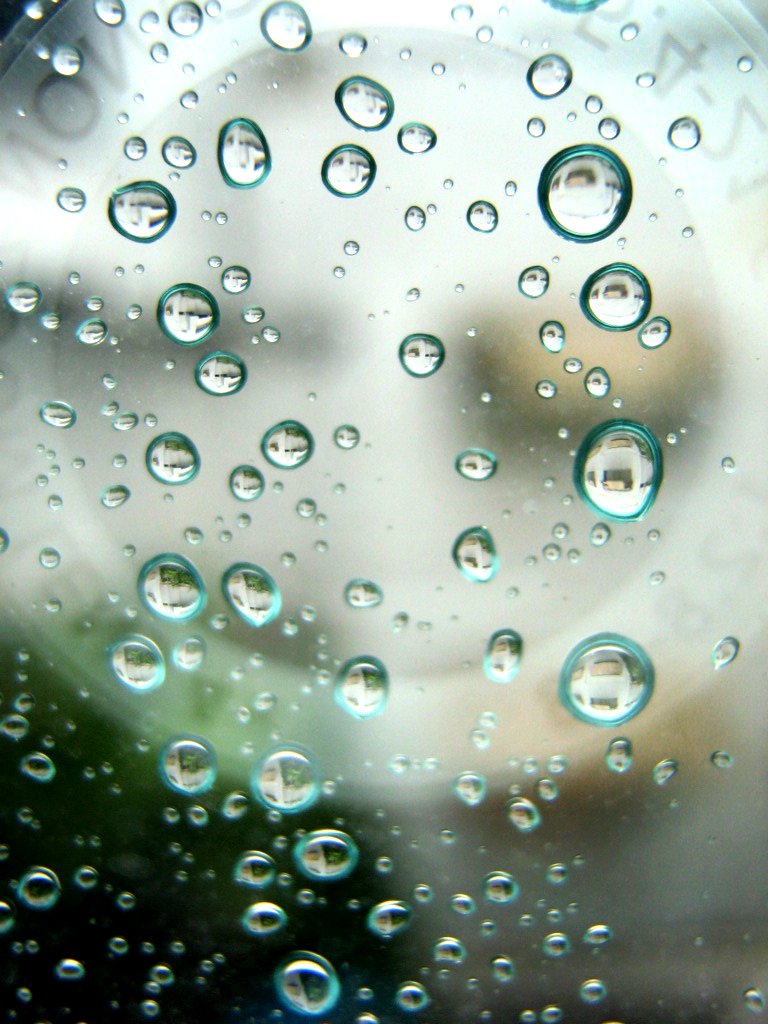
[506,796,541,832]
[40,401,75,429]
[158,284,219,345]
[195,352,246,396]
[109,636,165,692]
[453,771,487,807]
[108,181,176,242]
[76,318,107,345]
[539,145,630,241]
[712,635,739,669]
[234,850,275,888]
[399,333,445,377]
[160,735,217,794]
[223,563,281,627]
[6,282,40,313]
[334,655,388,719]
[261,2,311,51]
[581,263,650,330]
[242,901,287,936]
[101,485,130,508]
[653,757,678,785]
[605,736,633,773]
[484,629,522,683]
[146,432,200,485]
[367,900,412,938]
[261,420,313,469]
[559,633,653,725]
[293,829,359,881]
[336,76,394,130]
[274,952,339,1017]
[574,420,662,521]
[253,745,320,813]
[453,526,498,582]
[218,118,271,188]
[322,145,375,197]
[344,579,383,608]
[139,554,206,621]
[456,448,497,481]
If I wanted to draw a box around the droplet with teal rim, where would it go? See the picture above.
[484,629,522,682]
[223,563,281,627]
[229,465,264,502]
[242,901,287,936]
[527,54,572,97]
[218,118,271,187]
[76,318,107,345]
[367,899,412,938]
[453,771,487,806]
[334,655,388,719]
[162,135,196,168]
[322,144,375,197]
[335,76,394,130]
[146,432,200,485]
[453,526,498,582]
[455,448,497,481]
[274,952,339,1017]
[261,2,311,51]
[109,635,165,692]
[158,283,219,345]
[638,316,671,349]
[234,850,275,888]
[139,554,206,621]
[108,181,176,242]
[344,579,383,608]
[397,122,436,154]
[559,633,654,725]
[293,829,359,881]
[605,736,633,773]
[40,401,76,429]
[160,734,217,794]
[483,871,520,904]
[399,334,445,377]
[261,420,313,469]
[574,420,662,521]
[195,352,246,396]
[580,263,650,331]
[538,145,631,241]
[252,745,321,813]
[6,282,41,313]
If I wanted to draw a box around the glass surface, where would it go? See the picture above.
[1,0,768,1021]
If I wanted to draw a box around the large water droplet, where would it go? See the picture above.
[483,871,519,904]
[539,145,630,241]
[559,633,654,725]
[139,554,206,621]
[94,0,125,25]
[168,1,202,36]
[527,54,572,97]
[334,656,388,719]
[506,796,541,832]
[18,866,60,910]
[108,182,176,242]
[218,118,271,188]
[399,333,445,377]
[605,736,633,773]
[321,145,375,197]
[581,263,650,330]
[293,829,359,881]
[453,526,498,582]
[234,850,275,888]
[274,952,339,1016]
[40,401,75,429]
[467,200,498,232]
[158,284,219,345]
[242,901,287,936]
[456,448,497,481]
[484,629,522,682]
[574,420,662,521]
[146,432,200,485]
[223,564,281,627]
[109,636,165,692]
[668,116,700,150]
[261,420,313,469]
[367,900,412,938]
[160,735,217,794]
[344,579,383,608]
[195,352,246,396]
[252,746,321,813]
[712,635,739,669]
[230,465,264,502]
[7,281,41,313]
[261,2,311,51]
[336,76,393,130]
[397,122,437,154]
[453,771,487,806]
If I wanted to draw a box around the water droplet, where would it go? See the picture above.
[168,1,202,36]
[738,56,754,73]
[339,32,366,57]
[229,465,264,502]
[453,526,498,582]
[540,320,565,353]
[605,736,632,773]
[252,745,320,813]
[139,554,206,621]
[367,900,412,938]
[712,635,739,669]
[294,830,359,881]
[40,401,75,428]
[584,366,610,398]
[636,71,655,88]
[433,936,466,964]
[124,136,147,161]
[94,0,125,25]
[598,117,620,140]
[527,116,546,137]
[336,76,393,130]
[404,205,426,231]
[710,749,733,769]
[322,144,375,197]
[668,116,700,150]
[57,186,86,212]
[638,316,670,349]
[483,871,519,904]
[7,282,41,313]
[456,448,497,481]
[653,757,678,785]
[109,182,176,242]
[223,563,281,627]
[745,989,766,1014]
[109,636,165,691]
[18,866,60,910]
[52,44,82,76]
[491,955,515,982]
[332,424,359,450]
[100,484,129,510]
[195,351,246,396]
[453,771,487,807]
[274,952,339,1016]
[574,420,662,521]
[146,432,200,484]
[76,318,107,345]
[584,923,612,945]
[173,636,205,671]
[721,456,735,474]
[261,420,313,469]
[527,54,572,97]
[397,122,437,154]
[234,850,275,888]
[112,411,138,432]
[398,333,445,378]
[221,265,250,294]
[560,634,654,725]
[519,265,549,298]
[158,284,218,345]
[506,797,541,832]
[536,379,557,399]
[344,579,383,608]
[484,629,522,683]
[242,901,287,935]
[580,979,607,1004]
[543,932,570,958]
[395,981,430,1012]
[160,735,217,794]
[0,901,15,934]
[335,656,388,719]
[539,145,631,241]
[218,118,271,188]
[20,751,56,782]
[261,2,311,51]
[466,200,498,232]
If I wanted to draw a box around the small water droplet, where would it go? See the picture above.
[519,266,549,298]
[20,750,56,783]
[560,634,654,725]
[367,900,412,938]
[484,871,519,904]
[668,116,700,150]
[636,71,655,88]
[453,526,498,582]
[109,182,176,242]
[18,866,60,909]
[335,656,388,718]
[168,1,202,36]
[527,116,546,137]
[94,0,125,25]
[57,186,86,212]
[397,122,437,154]
[540,145,631,242]
[506,796,541,833]
[536,379,557,399]
[40,401,75,428]
[399,334,444,377]
[540,320,565,353]
[7,281,41,313]
[484,629,522,683]
[652,757,678,785]
[738,55,754,73]
[467,200,498,232]
[101,485,130,508]
[160,735,216,794]
[261,420,313,469]
[339,32,366,57]
[242,901,287,936]
[261,1,311,51]
[605,736,632,773]
[229,465,264,502]
[638,316,670,349]
[712,635,739,670]
[321,144,375,197]
[52,44,82,76]
[453,771,487,807]
[173,636,205,671]
[584,366,610,398]
[580,979,607,1004]
[344,579,383,608]
[527,54,572,97]
[744,989,766,1014]
[598,117,620,140]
